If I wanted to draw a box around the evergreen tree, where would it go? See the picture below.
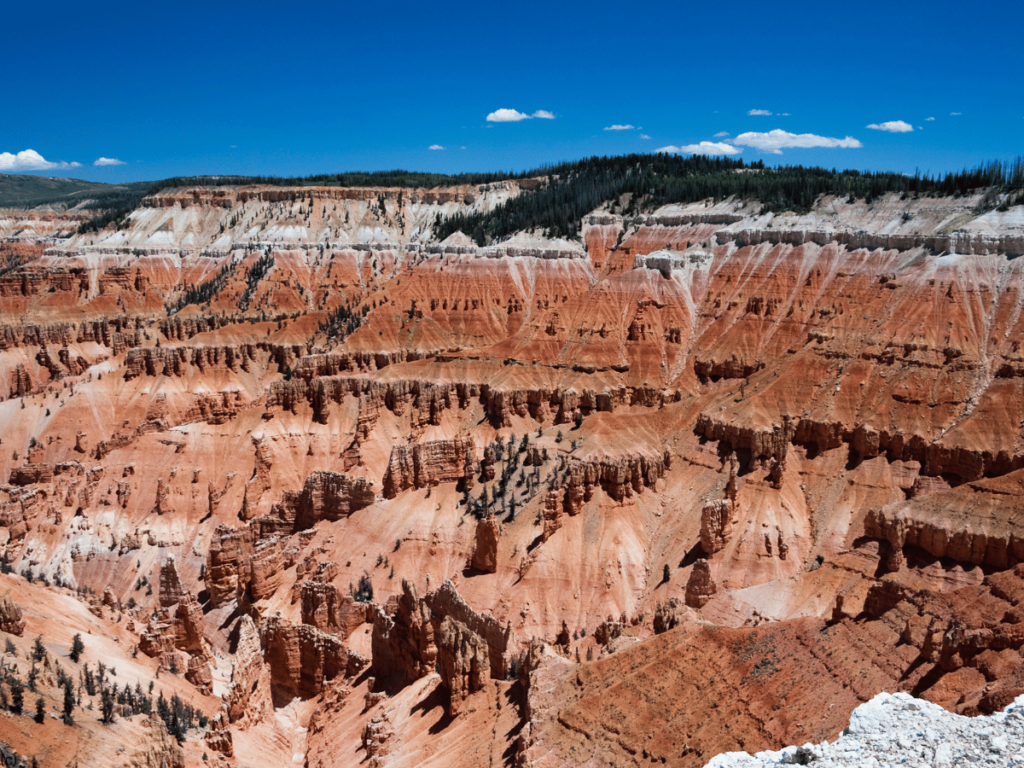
[63,679,75,725]
[70,633,84,663]
[10,677,24,714]
[35,696,45,723]
[100,685,115,724]
[31,635,46,663]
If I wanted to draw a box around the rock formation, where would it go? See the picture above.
[470,511,500,573]
[259,615,364,698]
[436,616,488,716]
[300,581,369,639]
[0,595,25,635]
[383,437,477,498]
[700,452,740,556]
[685,558,717,608]
[9,175,1024,768]
[370,579,437,685]
[226,615,271,725]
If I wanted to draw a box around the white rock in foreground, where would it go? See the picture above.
[704,691,1024,767]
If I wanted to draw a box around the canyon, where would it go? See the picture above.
[1,176,1024,767]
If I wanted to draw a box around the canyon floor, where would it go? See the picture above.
[1,179,1023,767]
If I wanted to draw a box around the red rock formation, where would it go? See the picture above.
[362,711,396,765]
[470,511,500,573]
[185,654,213,695]
[653,598,688,634]
[300,581,369,640]
[370,579,437,685]
[259,615,365,698]
[8,464,53,486]
[158,556,187,608]
[268,470,376,533]
[0,595,25,635]
[206,524,255,607]
[423,580,517,680]
[685,559,717,608]
[226,615,271,725]
[436,616,488,716]
[383,436,476,498]
[864,469,1024,569]
[204,712,233,756]
[8,363,31,398]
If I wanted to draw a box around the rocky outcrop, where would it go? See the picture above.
[0,317,139,352]
[423,579,516,680]
[697,410,1024,486]
[126,718,186,768]
[8,464,53,486]
[158,556,187,608]
[700,453,740,556]
[370,579,437,685]
[362,711,396,766]
[437,616,488,716]
[123,341,306,380]
[204,712,233,756]
[695,414,795,466]
[259,616,365,698]
[699,501,734,557]
[8,363,31,398]
[541,489,564,541]
[174,593,206,656]
[159,314,234,341]
[550,449,670,516]
[241,436,273,520]
[594,616,625,646]
[268,373,678,431]
[685,559,717,608]
[470,511,500,573]
[206,524,255,607]
[226,615,271,725]
[864,469,1024,569]
[300,581,369,640]
[723,225,1024,258]
[383,436,476,498]
[185,654,213,695]
[0,595,25,635]
[653,598,686,634]
[263,470,376,533]
[138,561,206,660]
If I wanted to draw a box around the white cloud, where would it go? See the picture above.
[781,112,791,116]
[487,108,531,122]
[657,142,742,156]
[603,124,635,131]
[748,109,772,116]
[0,148,82,172]
[713,131,730,138]
[925,117,935,121]
[639,134,651,140]
[428,145,445,150]
[486,108,555,122]
[866,120,913,133]
[94,157,126,166]
[731,129,862,154]
[950,112,961,116]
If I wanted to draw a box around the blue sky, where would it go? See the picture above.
[2,0,1021,182]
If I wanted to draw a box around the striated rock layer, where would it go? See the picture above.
[5,186,1024,768]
